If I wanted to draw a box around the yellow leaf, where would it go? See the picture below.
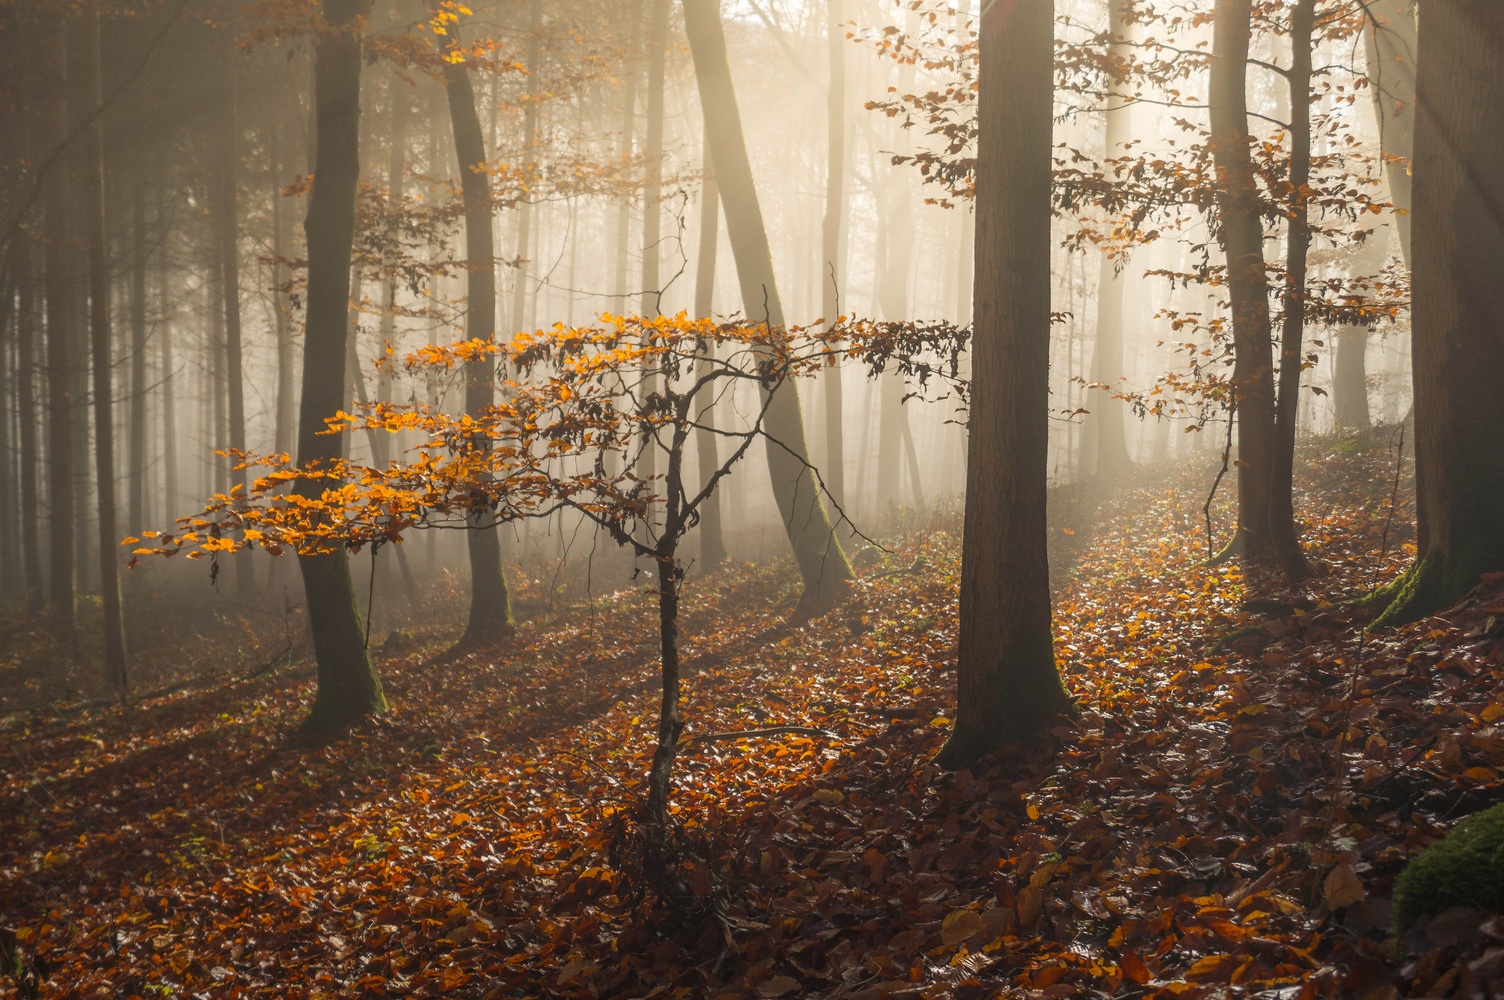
[940,908,983,946]
[929,715,951,728]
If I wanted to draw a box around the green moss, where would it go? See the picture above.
[1393,802,1504,934]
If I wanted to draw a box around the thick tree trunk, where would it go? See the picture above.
[682,0,853,609]
[692,138,726,570]
[1082,0,1132,483]
[80,11,127,691]
[296,0,387,733]
[936,0,1071,770]
[1363,0,1415,266]
[821,0,848,516]
[1208,0,1278,564]
[1373,0,1504,624]
[42,19,75,633]
[442,46,515,646]
[638,0,669,519]
[1268,0,1315,579]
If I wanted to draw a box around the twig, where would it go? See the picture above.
[1203,400,1237,560]
[679,725,835,747]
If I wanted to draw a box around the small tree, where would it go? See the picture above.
[133,311,966,902]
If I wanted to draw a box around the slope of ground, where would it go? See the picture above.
[4,430,1502,999]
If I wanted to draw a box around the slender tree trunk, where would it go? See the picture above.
[42,20,75,633]
[271,119,296,459]
[614,0,647,307]
[510,0,543,336]
[1082,0,1132,483]
[158,228,177,524]
[875,172,912,511]
[1268,0,1314,579]
[0,263,15,596]
[80,11,127,691]
[821,0,848,517]
[217,29,249,596]
[637,0,669,526]
[936,0,1071,770]
[692,138,727,570]
[1373,0,1504,624]
[682,0,853,609]
[296,0,387,733]
[1363,0,1415,266]
[18,230,43,611]
[442,43,516,646]
[1208,0,1278,563]
[128,185,147,539]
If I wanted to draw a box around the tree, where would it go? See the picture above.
[821,0,848,517]
[41,16,74,633]
[682,0,853,611]
[1372,0,1504,625]
[1268,0,1315,581]
[295,0,387,733]
[1080,0,1131,483]
[215,21,250,595]
[440,24,516,648]
[935,0,1071,771]
[1206,0,1294,570]
[1363,0,1415,266]
[692,137,726,570]
[80,7,127,691]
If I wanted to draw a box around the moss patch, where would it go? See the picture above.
[1393,802,1504,934]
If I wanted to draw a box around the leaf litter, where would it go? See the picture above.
[4,434,1503,999]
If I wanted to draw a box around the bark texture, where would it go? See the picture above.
[296,0,387,733]
[1373,0,1504,624]
[936,0,1071,770]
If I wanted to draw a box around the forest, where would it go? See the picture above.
[2,0,1503,996]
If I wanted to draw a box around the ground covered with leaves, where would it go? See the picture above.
[5,430,1504,999]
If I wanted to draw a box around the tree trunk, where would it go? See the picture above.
[613,0,646,307]
[682,0,853,609]
[1373,0,1504,624]
[42,18,75,633]
[17,229,43,611]
[80,11,127,691]
[216,27,249,594]
[1333,228,1391,429]
[821,0,848,518]
[510,0,543,336]
[1082,0,1132,483]
[158,228,178,523]
[1268,0,1315,580]
[936,0,1071,770]
[442,43,516,646]
[876,171,913,511]
[296,0,387,733]
[1208,0,1278,564]
[638,0,669,520]
[1363,0,1415,266]
[128,185,147,539]
[692,138,726,570]
[271,117,296,459]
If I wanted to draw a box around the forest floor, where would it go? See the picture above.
[5,428,1504,1000]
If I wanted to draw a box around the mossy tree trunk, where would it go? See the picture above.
[295,0,387,734]
[1373,0,1504,625]
[935,0,1072,771]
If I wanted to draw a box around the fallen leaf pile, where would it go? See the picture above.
[4,431,1502,999]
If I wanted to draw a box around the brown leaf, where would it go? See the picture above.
[1323,863,1365,908]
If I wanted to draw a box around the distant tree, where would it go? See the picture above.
[936,0,1071,771]
[682,0,853,611]
[41,15,74,633]
[1372,0,1504,624]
